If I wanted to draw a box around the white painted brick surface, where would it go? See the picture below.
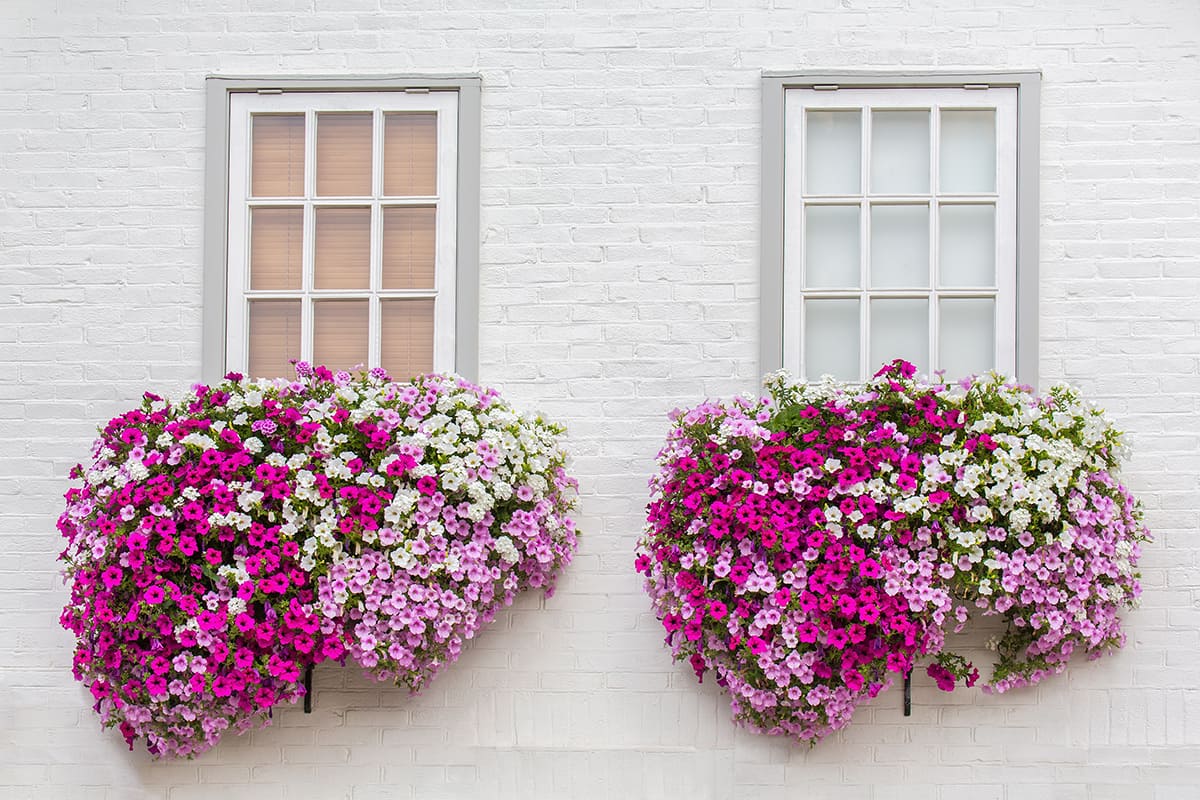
[2,0,1199,797]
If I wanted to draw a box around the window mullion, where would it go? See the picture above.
[369,108,384,370]
[227,98,258,376]
[792,94,807,379]
[937,290,1000,299]
[301,108,316,366]
[796,197,805,380]
[930,102,942,376]
[930,194,940,375]
[306,290,388,298]
[859,102,870,381]
[995,91,1019,377]
[433,100,459,375]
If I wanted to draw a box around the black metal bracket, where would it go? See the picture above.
[902,670,912,716]
[303,665,314,713]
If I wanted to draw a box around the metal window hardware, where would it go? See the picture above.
[303,665,314,712]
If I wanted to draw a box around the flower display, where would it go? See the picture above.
[635,360,1148,743]
[58,366,578,757]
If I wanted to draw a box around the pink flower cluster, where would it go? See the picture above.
[635,360,1149,743]
[59,367,578,757]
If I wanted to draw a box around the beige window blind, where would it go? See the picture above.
[382,206,437,289]
[381,299,435,382]
[228,91,453,383]
[251,115,304,197]
[316,113,373,197]
[248,300,301,379]
[249,208,303,290]
[313,300,369,370]
[314,207,371,289]
[384,113,438,196]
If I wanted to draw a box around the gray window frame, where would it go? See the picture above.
[202,75,482,384]
[760,70,1041,387]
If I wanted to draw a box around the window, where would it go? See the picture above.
[760,73,1039,385]
[203,78,480,383]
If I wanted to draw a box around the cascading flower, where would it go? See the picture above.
[635,360,1148,743]
[59,366,578,757]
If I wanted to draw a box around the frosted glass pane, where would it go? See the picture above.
[940,110,996,193]
[805,110,861,195]
[870,205,929,288]
[250,207,303,290]
[871,110,929,194]
[804,205,860,288]
[804,299,859,381]
[870,298,928,375]
[939,298,994,377]
[313,300,368,372]
[314,207,371,290]
[316,113,373,197]
[381,299,435,381]
[248,300,301,380]
[939,204,995,287]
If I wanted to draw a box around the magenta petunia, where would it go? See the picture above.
[636,359,1149,744]
[58,368,579,758]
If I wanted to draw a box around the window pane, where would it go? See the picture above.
[939,204,996,287]
[870,205,929,288]
[804,298,859,381]
[939,109,996,193]
[251,114,305,198]
[805,110,861,195]
[316,113,373,197]
[383,206,436,290]
[248,300,301,379]
[870,298,928,375]
[384,113,438,196]
[313,300,368,372]
[804,205,860,289]
[381,299,435,380]
[870,110,929,194]
[314,207,371,290]
[939,298,994,377]
[249,207,303,291]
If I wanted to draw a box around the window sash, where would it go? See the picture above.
[225,90,459,378]
[781,86,1018,381]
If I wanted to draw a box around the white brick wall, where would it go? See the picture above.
[2,0,1199,796]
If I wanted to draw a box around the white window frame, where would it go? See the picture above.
[202,77,481,384]
[760,72,1040,387]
